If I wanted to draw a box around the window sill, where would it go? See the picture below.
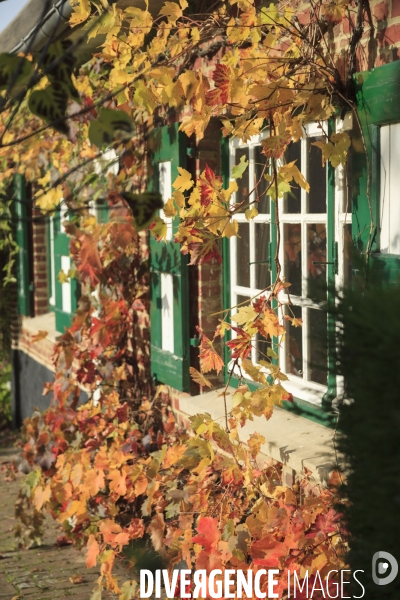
[172,387,342,484]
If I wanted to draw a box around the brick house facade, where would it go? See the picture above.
[3,0,400,484]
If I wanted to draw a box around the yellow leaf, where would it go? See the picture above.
[35,186,63,213]
[245,206,258,220]
[189,367,212,388]
[57,269,69,284]
[231,304,257,326]
[241,360,266,383]
[69,0,91,26]
[173,190,185,209]
[173,167,193,192]
[150,216,168,241]
[163,197,177,218]
[159,1,182,23]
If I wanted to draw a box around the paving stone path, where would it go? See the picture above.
[0,441,123,600]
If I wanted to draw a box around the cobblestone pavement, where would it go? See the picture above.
[0,440,122,600]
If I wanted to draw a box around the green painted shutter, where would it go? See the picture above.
[149,123,190,392]
[14,175,31,317]
[53,209,79,332]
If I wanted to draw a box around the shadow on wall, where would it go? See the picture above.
[11,350,87,426]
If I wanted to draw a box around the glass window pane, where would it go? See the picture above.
[236,223,250,287]
[255,223,271,290]
[308,137,326,213]
[307,223,327,302]
[283,141,301,214]
[308,307,327,385]
[285,304,303,377]
[235,147,250,206]
[254,145,270,213]
[284,223,302,297]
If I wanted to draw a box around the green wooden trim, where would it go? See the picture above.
[14,175,31,317]
[52,208,79,332]
[323,119,337,410]
[149,123,190,392]
[221,134,232,384]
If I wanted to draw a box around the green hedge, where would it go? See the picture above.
[336,284,400,599]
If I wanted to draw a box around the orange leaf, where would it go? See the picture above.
[86,534,100,569]
[198,329,224,374]
[189,367,212,388]
[162,444,187,469]
[256,309,285,339]
[191,517,220,553]
[226,326,252,360]
[148,514,165,552]
[33,484,51,510]
[70,574,84,584]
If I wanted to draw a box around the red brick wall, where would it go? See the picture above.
[31,207,49,317]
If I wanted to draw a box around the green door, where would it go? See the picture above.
[53,206,79,332]
[149,123,190,392]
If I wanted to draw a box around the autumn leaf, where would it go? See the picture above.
[159,1,183,23]
[57,269,69,284]
[163,197,177,218]
[149,216,168,241]
[226,326,252,360]
[173,167,193,192]
[212,64,230,105]
[70,574,84,584]
[31,330,48,343]
[191,516,220,553]
[162,444,187,468]
[245,206,258,220]
[261,132,291,159]
[247,432,266,458]
[198,329,224,374]
[231,153,249,179]
[256,309,285,339]
[34,186,63,213]
[119,580,138,600]
[189,367,212,388]
[231,304,257,327]
[148,514,165,552]
[33,484,51,510]
[86,534,100,569]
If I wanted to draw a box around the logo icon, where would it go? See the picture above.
[372,551,398,585]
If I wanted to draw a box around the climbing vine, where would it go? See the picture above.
[0,0,378,596]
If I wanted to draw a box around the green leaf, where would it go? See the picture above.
[0,53,33,92]
[119,580,138,600]
[121,192,163,230]
[267,347,278,359]
[40,40,79,101]
[231,154,249,179]
[88,108,134,149]
[28,84,70,134]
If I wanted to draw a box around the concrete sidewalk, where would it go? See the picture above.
[0,439,120,600]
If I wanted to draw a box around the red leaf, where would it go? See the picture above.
[212,64,230,104]
[191,517,220,553]
[226,326,252,359]
[197,328,224,374]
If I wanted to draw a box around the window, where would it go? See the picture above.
[228,120,351,406]
[380,121,400,255]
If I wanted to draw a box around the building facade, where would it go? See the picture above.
[4,0,400,483]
